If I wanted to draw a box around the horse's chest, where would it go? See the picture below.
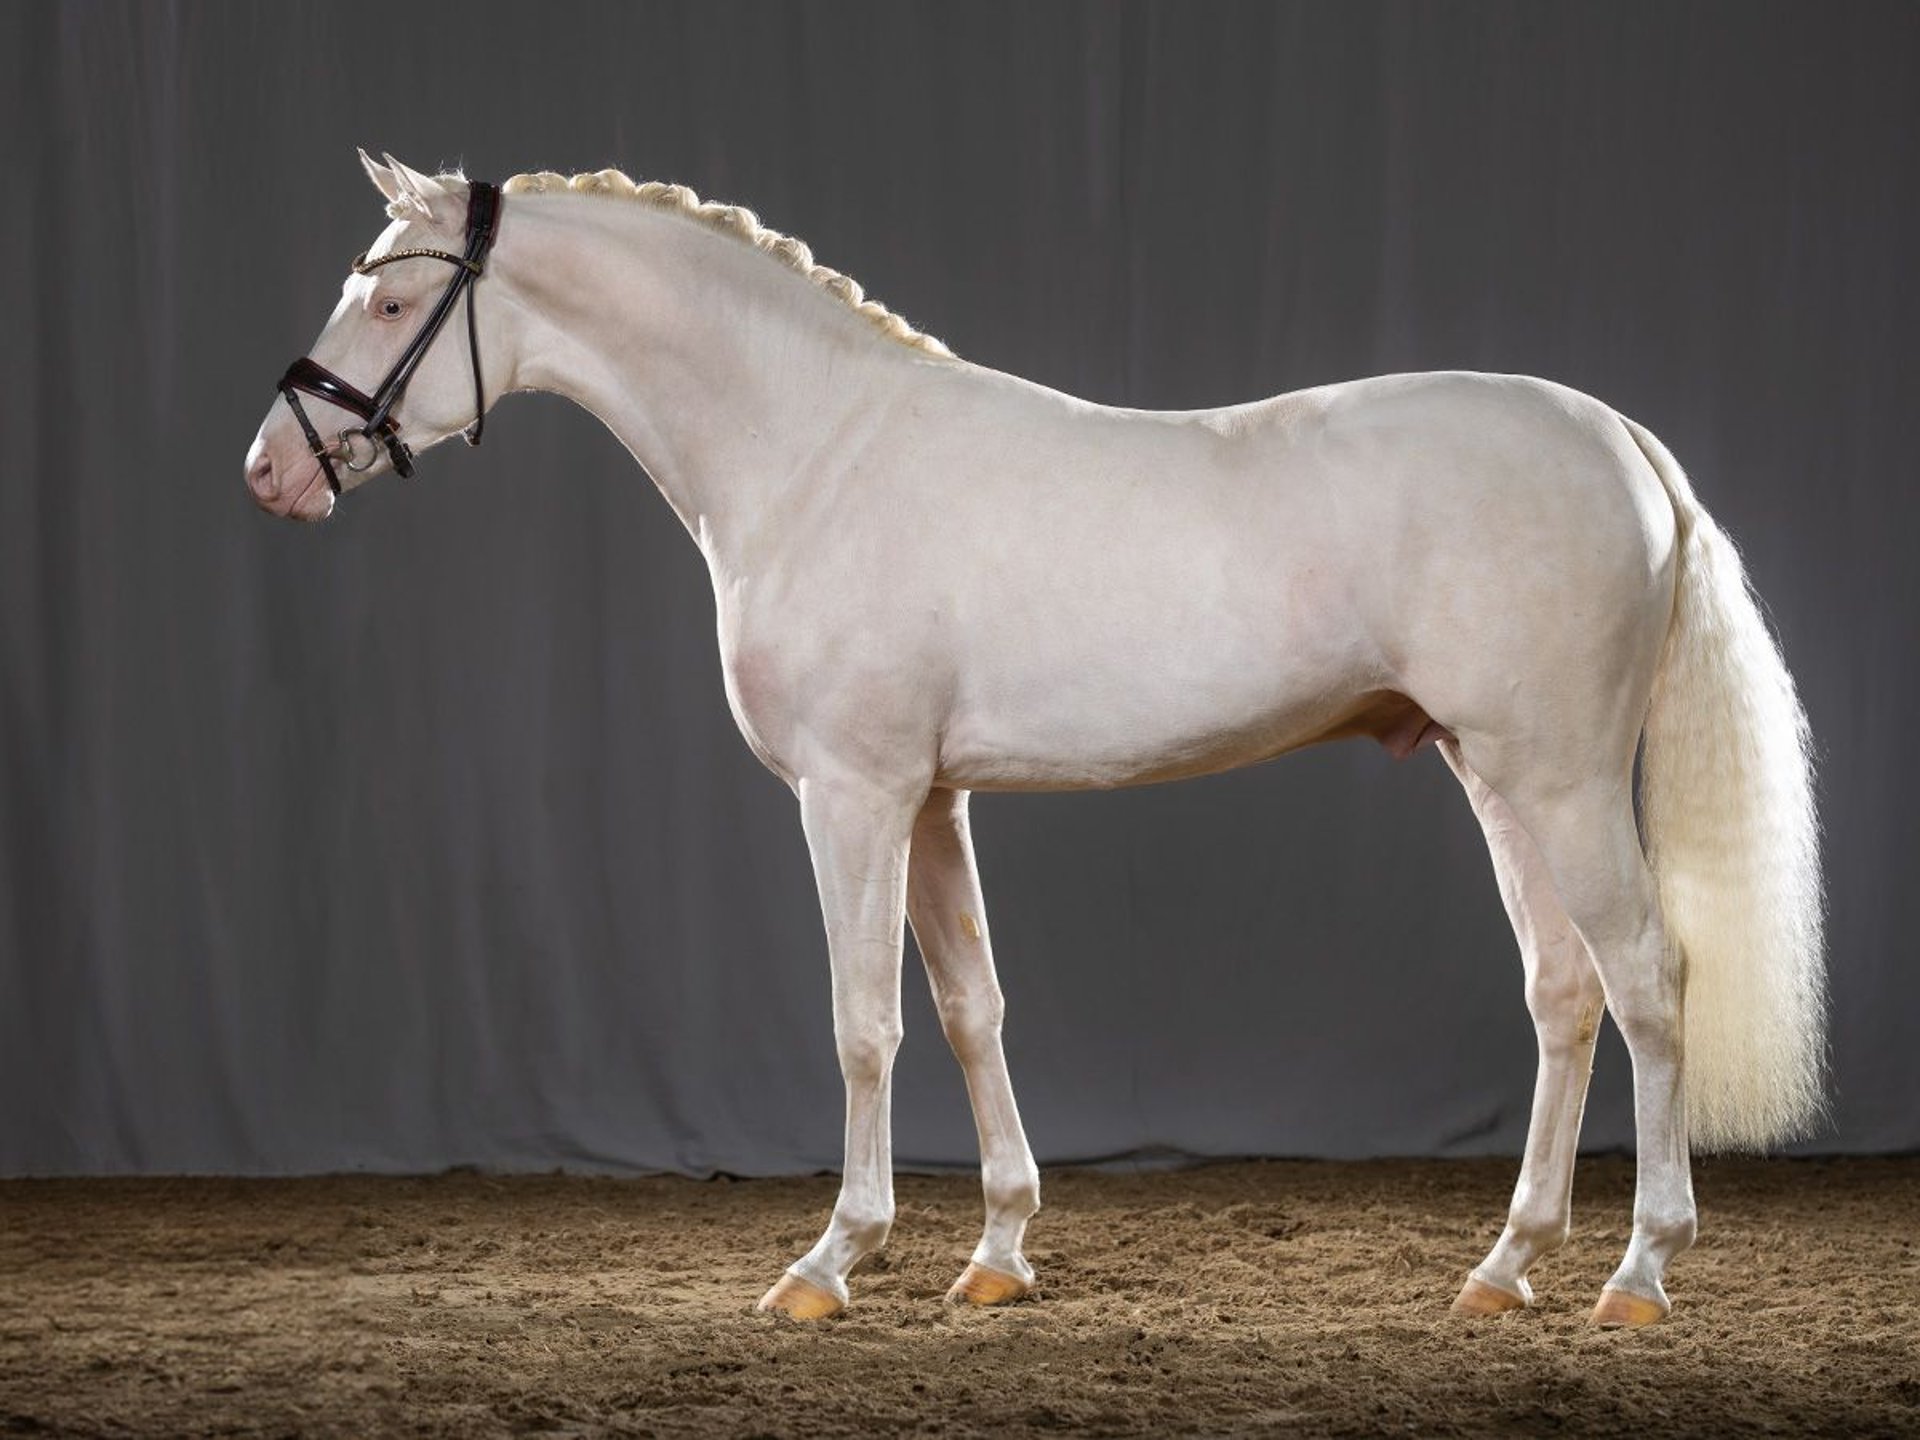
[718,642,802,782]
[715,571,953,784]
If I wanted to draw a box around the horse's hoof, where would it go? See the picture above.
[756,1272,843,1320]
[1591,1286,1668,1328]
[945,1262,1031,1307]
[1450,1275,1527,1317]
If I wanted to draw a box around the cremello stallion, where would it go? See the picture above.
[245,154,1823,1327]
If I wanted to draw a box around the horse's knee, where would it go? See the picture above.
[837,1024,903,1087]
[1527,957,1604,1050]
[934,986,1005,1061]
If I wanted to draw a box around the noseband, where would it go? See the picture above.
[277,181,501,495]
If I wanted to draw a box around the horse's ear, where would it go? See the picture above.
[359,148,407,208]
[381,152,458,226]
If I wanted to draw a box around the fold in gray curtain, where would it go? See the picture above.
[1,1,1913,1175]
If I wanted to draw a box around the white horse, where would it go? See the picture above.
[244,154,1824,1326]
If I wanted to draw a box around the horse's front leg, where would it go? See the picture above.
[757,774,919,1320]
[907,788,1041,1305]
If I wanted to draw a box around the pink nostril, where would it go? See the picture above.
[246,449,277,500]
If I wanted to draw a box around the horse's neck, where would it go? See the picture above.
[495,197,912,563]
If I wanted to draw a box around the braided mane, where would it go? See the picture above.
[499,168,953,358]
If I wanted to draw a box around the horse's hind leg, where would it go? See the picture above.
[1485,762,1697,1325]
[907,788,1041,1304]
[1440,740,1606,1315]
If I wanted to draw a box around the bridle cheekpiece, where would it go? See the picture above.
[277,180,501,496]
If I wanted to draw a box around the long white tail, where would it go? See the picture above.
[1623,416,1826,1151]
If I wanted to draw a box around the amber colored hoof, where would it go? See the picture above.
[1451,1275,1528,1318]
[945,1262,1031,1307]
[756,1272,844,1320]
[1591,1287,1668,1328]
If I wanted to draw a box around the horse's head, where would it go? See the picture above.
[243,151,501,521]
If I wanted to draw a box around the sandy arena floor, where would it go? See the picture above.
[1,1157,1915,1437]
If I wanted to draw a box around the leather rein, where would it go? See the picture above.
[277,181,501,495]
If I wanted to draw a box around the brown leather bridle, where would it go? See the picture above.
[277,181,501,495]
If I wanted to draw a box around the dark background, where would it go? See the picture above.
[2,1,1913,1176]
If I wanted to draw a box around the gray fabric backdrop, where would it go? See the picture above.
[1,1,1913,1176]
